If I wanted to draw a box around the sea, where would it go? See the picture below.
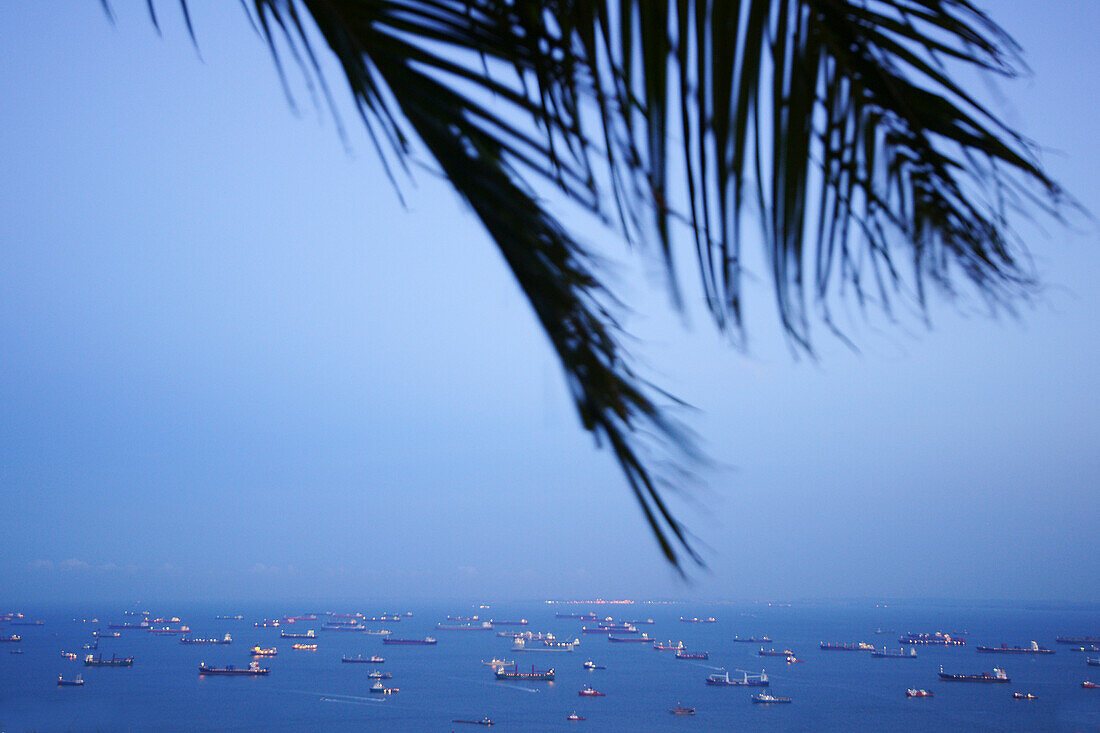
[0,599,1096,732]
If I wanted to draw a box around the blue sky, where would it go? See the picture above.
[1,2,1097,605]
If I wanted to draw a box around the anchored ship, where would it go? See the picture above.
[871,647,917,658]
[975,641,1054,655]
[494,664,554,680]
[180,634,232,645]
[938,666,1009,683]
[899,632,965,646]
[382,637,437,645]
[199,661,269,676]
[705,669,769,686]
[84,654,133,667]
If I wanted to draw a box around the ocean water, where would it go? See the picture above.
[0,600,1097,732]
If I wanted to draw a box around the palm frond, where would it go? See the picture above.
[128,0,1065,569]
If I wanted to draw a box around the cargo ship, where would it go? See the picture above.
[669,705,695,715]
[608,634,654,643]
[180,634,232,645]
[906,689,933,697]
[758,648,796,657]
[495,664,554,680]
[149,625,190,635]
[705,669,768,686]
[198,661,269,676]
[938,666,1009,682]
[382,637,437,645]
[341,654,384,663]
[280,630,316,639]
[976,641,1054,655]
[820,642,873,651]
[250,646,277,656]
[57,673,85,686]
[84,654,133,667]
[732,635,770,643]
[871,647,916,658]
[899,632,965,646]
[215,614,244,620]
[92,629,120,638]
[108,622,150,630]
[491,619,528,626]
[436,622,494,631]
[675,650,709,660]
[291,643,317,650]
[626,619,655,625]
[451,718,494,726]
[680,617,717,624]
[512,637,578,652]
[556,613,597,620]
[653,640,684,650]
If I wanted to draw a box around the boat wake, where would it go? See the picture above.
[456,677,540,693]
[279,689,386,704]
[320,696,383,706]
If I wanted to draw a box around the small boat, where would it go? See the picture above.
[566,712,585,721]
[481,658,514,667]
[906,689,934,698]
[578,684,605,696]
[752,692,791,704]
[583,660,605,670]
[57,674,84,687]
[369,680,399,694]
[0,635,22,643]
[785,656,804,664]
[1012,692,1036,699]
[61,651,78,660]
[1083,681,1098,689]
[451,718,494,726]
[669,704,695,715]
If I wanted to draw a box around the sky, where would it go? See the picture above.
[0,2,1097,606]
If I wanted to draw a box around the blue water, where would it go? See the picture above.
[0,600,1097,731]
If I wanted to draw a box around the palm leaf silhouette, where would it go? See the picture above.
[113,1,1064,570]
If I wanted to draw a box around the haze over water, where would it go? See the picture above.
[0,0,1097,626]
